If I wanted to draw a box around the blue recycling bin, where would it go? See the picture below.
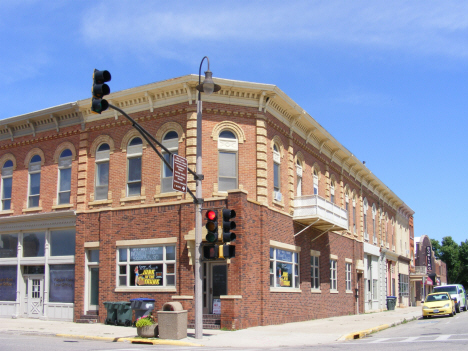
[130,298,156,321]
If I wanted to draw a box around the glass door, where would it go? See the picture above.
[27,276,44,318]
[88,266,99,310]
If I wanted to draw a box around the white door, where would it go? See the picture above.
[27,276,44,318]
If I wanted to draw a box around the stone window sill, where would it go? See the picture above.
[52,204,74,210]
[22,207,43,213]
[330,290,339,294]
[0,210,14,215]
[310,289,321,294]
[88,199,113,207]
[270,287,301,293]
[120,196,146,205]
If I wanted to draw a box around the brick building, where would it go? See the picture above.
[0,75,412,328]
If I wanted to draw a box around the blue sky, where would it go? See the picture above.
[1,1,467,244]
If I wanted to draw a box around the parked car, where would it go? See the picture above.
[422,292,456,318]
[433,284,466,313]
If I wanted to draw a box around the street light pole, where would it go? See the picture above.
[194,56,221,339]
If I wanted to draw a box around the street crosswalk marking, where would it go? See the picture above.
[359,334,468,344]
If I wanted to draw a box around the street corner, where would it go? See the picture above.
[338,324,390,341]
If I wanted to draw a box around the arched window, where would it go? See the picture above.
[95,143,110,200]
[1,160,13,211]
[352,195,357,234]
[161,131,179,193]
[273,144,281,200]
[127,137,142,196]
[345,191,349,230]
[296,158,302,197]
[313,169,319,195]
[58,149,72,204]
[363,198,368,240]
[218,130,238,192]
[28,155,42,208]
[372,204,377,244]
[330,180,335,203]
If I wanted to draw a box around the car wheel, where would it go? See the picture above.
[423,316,428,319]
[450,308,454,317]
[457,305,461,313]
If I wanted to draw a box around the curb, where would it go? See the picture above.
[338,315,418,341]
[55,334,203,347]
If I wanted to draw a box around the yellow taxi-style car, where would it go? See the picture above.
[422,292,456,318]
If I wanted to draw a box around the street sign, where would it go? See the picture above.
[172,154,188,193]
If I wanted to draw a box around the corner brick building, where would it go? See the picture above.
[0,75,413,329]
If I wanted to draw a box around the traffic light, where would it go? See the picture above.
[205,210,219,243]
[222,209,236,243]
[91,69,111,114]
[202,244,235,260]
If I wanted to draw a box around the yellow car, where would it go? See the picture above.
[422,292,456,318]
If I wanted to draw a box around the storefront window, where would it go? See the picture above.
[399,274,409,297]
[0,234,18,258]
[23,232,45,257]
[50,229,76,256]
[0,265,17,301]
[49,264,75,303]
[117,245,176,288]
[270,247,299,288]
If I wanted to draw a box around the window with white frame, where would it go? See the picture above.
[399,274,409,297]
[95,143,110,200]
[161,131,179,193]
[352,197,357,234]
[273,144,281,198]
[117,245,176,287]
[330,180,335,203]
[58,149,72,204]
[1,160,13,211]
[345,262,352,291]
[28,155,42,208]
[127,137,142,196]
[363,198,368,240]
[296,159,302,197]
[311,254,320,290]
[345,193,349,230]
[313,169,319,195]
[218,130,238,192]
[330,259,337,291]
[372,204,377,244]
[270,247,299,288]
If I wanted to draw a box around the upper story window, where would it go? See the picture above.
[363,198,369,240]
[161,131,179,193]
[352,196,357,234]
[28,155,42,208]
[1,160,13,211]
[313,169,319,195]
[296,159,302,196]
[127,137,142,197]
[273,144,281,199]
[95,143,110,200]
[218,130,238,192]
[372,204,377,244]
[58,149,72,204]
[330,180,335,203]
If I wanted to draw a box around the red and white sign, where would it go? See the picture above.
[172,154,188,193]
[425,276,433,285]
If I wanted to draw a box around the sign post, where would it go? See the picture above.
[172,154,188,193]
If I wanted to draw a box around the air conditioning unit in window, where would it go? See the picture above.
[274,191,282,202]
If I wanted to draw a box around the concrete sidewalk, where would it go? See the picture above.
[0,307,421,347]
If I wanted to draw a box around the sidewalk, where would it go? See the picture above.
[0,307,421,347]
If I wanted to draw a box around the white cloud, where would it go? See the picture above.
[80,1,468,59]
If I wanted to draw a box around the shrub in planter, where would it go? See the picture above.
[136,314,158,338]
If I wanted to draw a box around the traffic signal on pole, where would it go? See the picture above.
[203,244,235,260]
[222,209,236,243]
[91,69,111,114]
[205,210,219,243]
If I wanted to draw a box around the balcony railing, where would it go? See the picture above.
[412,266,427,275]
[293,195,348,231]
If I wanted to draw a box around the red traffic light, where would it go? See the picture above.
[206,210,217,221]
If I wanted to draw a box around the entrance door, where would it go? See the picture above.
[88,266,99,311]
[203,262,227,314]
[27,276,44,318]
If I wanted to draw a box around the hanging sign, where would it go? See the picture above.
[426,246,432,272]
[172,154,188,193]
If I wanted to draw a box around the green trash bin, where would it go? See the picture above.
[116,302,133,327]
[103,301,118,325]
[387,296,397,310]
